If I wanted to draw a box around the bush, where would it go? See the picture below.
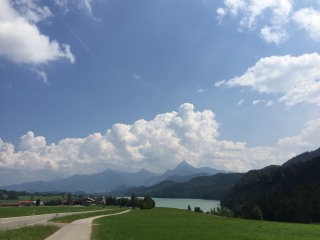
[194,207,203,213]
[140,196,155,210]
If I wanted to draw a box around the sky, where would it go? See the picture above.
[1,0,320,185]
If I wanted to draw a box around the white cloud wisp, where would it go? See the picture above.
[217,1,320,44]
[54,0,94,16]
[217,0,292,44]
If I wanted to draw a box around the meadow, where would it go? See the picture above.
[0,225,59,240]
[1,206,320,240]
[92,208,320,240]
[0,205,109,218]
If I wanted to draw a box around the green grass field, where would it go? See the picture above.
[0,205,109,218]
[92,208,320,240]
[0,225,59,240]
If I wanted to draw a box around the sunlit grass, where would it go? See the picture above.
[0,225,59,240]
[92,208,320,240]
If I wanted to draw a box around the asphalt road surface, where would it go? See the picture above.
[0,210,109,230]
[45,210,131,240]
[0,212,78,230]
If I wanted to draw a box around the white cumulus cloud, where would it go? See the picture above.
[19,131,46,151]
[1,103,319,185]
[218,53,320,106]
[0,0,75,65]
[293,7,320,41]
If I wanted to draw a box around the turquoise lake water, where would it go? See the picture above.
[154,198,220,212]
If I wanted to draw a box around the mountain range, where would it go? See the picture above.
[120,172,244,200]
[4,146,319,213]
[143,161,226,186]
[1,161,225,193]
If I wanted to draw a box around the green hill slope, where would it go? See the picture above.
[222,154,320,223]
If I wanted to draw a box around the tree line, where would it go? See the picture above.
[0,190,155,210]
[0,189,19,200]
[107,193,155,209]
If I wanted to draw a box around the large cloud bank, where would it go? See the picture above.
[1,103,319,185]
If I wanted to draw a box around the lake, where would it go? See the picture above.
[154,198,220,213]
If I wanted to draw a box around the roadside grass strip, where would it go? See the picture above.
[0,206,110,218]
[0,224,59,240]
[50,208,127,223]
[91,208,320,240]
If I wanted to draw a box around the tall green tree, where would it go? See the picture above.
[67,193,73,206]
[131,193,138,209]
[7,191,18,200]
[0,190,4,199]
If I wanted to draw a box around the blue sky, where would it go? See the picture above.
[1,0,320,185]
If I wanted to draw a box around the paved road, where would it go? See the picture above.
[0,210,107,230]
[45,209,131,240]
[0,212,72,230]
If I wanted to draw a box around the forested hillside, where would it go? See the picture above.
[222,154,320,223]
[282,147,320,167]
[125,173,244,200]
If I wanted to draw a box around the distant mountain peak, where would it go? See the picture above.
[138,168,152,174]
[175,160,194,169]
